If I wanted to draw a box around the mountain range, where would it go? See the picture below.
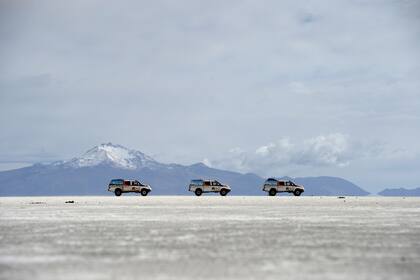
[378,187,420,196]
[0,143,371,196]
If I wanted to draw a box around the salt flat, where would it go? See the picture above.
[0,196,419,280]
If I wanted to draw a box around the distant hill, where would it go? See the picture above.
[378,187,420,196]
[0,143,369,196]
[288,176,369,196]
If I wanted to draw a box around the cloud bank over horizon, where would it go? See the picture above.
[204,132,414,177]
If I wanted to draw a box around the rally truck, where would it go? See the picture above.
[108,179,152,196]
[188,179,231,196]
[262,178,304,196]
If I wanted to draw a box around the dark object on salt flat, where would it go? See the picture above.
[65,200,75,204]
[338,196,345,199]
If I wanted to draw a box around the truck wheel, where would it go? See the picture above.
[114,188,122,196]
[269,188,277,196]
[220,189,228,196]
[140,189,149,196]
[195,188,203,196]
[293,189,302,196]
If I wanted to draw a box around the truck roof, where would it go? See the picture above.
[265,178,292,182]
[266,178,279,181]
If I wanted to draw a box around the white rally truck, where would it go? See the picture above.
[108,179,152,196]
[188,179,231,196]
[262,178,304,196]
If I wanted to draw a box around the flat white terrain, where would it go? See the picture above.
[0,196,419,280]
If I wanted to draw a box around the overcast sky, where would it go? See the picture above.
[1,0,419,192]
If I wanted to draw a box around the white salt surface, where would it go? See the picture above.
[0,196,419,280]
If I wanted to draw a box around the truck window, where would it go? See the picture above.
[266,179,277,186]
[191,180,203,186]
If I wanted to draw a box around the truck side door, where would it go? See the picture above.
[203,181,211,192]
[211,181,221,192]
[131,181,139,192]
[123,180,131,192]
[284,181,292,192]
[277,181,286,192]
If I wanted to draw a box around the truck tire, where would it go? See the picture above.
[220,189,228,196]
[114,188,122,196]
[269,188,277,196]
[293,189,302,196]
[195,188,203,196]
[140,189,149,196]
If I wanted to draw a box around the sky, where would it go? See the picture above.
[1,0,419,192]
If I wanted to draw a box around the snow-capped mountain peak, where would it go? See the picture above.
[62,143,158,169]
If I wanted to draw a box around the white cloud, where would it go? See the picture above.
[212,133,366,175]
[297,134,350,167]
[288,82,315,95]
[201,158,212,167]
